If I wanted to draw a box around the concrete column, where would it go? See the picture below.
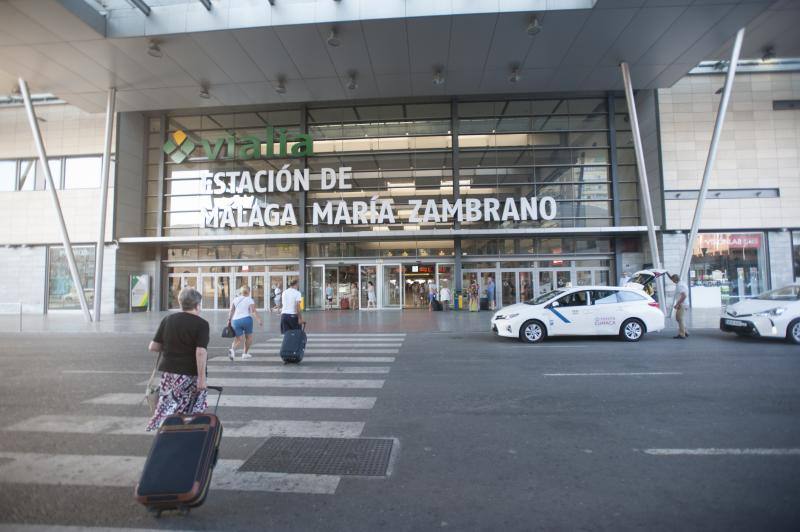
[767,231,793,289]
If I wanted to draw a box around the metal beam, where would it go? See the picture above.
[198,0,212,10]
[619,62,666,315]
[678,28,746,288]
[93,88,116,322]
[130,0,151,16]
[18,78,92,322]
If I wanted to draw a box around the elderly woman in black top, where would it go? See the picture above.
[146,287,210,431]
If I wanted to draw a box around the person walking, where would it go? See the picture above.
[272,283,282,313]
[280,278,306,333]
[670,273,689,339]
[486,276,496,310]
[227,285,263,360]
[367,281,377,309]
[325,283,334,309]
[440,284,451,311]
[428,284,437,311]
[146,287,209,432]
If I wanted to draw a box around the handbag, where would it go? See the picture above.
[222,322,236,338]
[144,352,162,415]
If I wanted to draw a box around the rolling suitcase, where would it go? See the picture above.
[432,299,443,311]
[136,386,223,517]
[280,325,307,364]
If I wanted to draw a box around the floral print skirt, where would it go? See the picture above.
[146,372,208,432]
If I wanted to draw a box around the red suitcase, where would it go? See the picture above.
[135,386,223,517]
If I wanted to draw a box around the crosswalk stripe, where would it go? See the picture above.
[6,416,364,438]
[277,333,405,337]
[0,452,340,494]
[257,338,403,343]
[65,366,391,375]
[85,393,377,410]
[136,377,384,389]
[259,340,401,345]
[249,348,399,354]
[257,344,401,349]
[209,356,396,363]
[0,526,197,532]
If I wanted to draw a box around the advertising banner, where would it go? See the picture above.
[130,274,150,312]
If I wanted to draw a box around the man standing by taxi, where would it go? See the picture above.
[670,273,689,339]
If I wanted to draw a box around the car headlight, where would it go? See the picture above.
[754,307,786,317]
[494,313,519,320]
[506,313,519,319]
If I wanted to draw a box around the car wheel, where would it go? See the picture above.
[620,318,645,342]
[787,319,800,345]
[519,320,546,344]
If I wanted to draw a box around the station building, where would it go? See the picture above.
[0,0,797,315]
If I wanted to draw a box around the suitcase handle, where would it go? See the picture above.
[206,385,223,414]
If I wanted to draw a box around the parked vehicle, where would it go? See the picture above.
[491,286,665,343]
[720,285,800,344]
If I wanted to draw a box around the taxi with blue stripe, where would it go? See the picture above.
[491,286,665,343]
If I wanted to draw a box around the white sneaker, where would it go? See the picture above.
[241,352,253,360]
[228,348,235,361]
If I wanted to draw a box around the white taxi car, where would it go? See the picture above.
[491,286,665,343]
[720,284,800,344]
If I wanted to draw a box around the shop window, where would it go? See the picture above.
[48,246,95,310]
[690,233,768,304]
[792,231,800,283]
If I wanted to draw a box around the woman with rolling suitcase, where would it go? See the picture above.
[145,287,209,431]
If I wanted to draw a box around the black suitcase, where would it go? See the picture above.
[280,325,307,364]
[480,298,489,311]
[136,386,223,517]
[432,299,443,311]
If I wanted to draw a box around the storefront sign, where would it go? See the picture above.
[727,234,761,249]
[196,166,557,229]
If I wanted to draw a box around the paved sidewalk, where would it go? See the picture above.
[0,307,721,334]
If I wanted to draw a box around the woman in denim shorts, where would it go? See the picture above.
[227,285,263,360]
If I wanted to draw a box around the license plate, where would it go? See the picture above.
[725,319,746,327]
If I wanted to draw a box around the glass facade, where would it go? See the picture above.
[146,97,638,238]
[793,231,800,284]
[145,96,640,311]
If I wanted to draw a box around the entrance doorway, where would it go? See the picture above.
[403,264,435,309]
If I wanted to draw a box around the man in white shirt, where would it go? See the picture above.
[670,273,689,339]
[280,279,305,333]
[439,285,451,311]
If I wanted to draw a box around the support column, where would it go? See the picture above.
[298,105,308,295]
[18,78,92,322]
[619,63,666,315]
[678,28,746,287]
[93,87,116,321]
[452,99,462,294]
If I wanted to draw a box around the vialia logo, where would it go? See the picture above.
[163,126,313,164]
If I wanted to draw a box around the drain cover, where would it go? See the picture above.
[239,437,394,476]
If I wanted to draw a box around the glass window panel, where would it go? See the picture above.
[47,246,95,310]
[690,233,767,304]
[569,99,607,114]
[167,246,199,261]
[64,156,101,189]
[18,160,35,190]
[0,160,15,190]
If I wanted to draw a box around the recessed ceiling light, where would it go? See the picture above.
[432,69,445,86]
[275,77,287,94]
[509,67,521,83]
[327,27,341,47]
[199,85,210,99]
[347,71,358,90]
[526,15,541,36]
[147,39,163,58]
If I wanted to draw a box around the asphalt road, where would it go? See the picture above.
[0,322,798,531]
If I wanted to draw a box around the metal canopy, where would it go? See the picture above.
[0,0,780,113]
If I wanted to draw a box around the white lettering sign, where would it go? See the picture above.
[191,167,557,229]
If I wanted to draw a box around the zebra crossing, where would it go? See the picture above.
[0,332,406,502]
